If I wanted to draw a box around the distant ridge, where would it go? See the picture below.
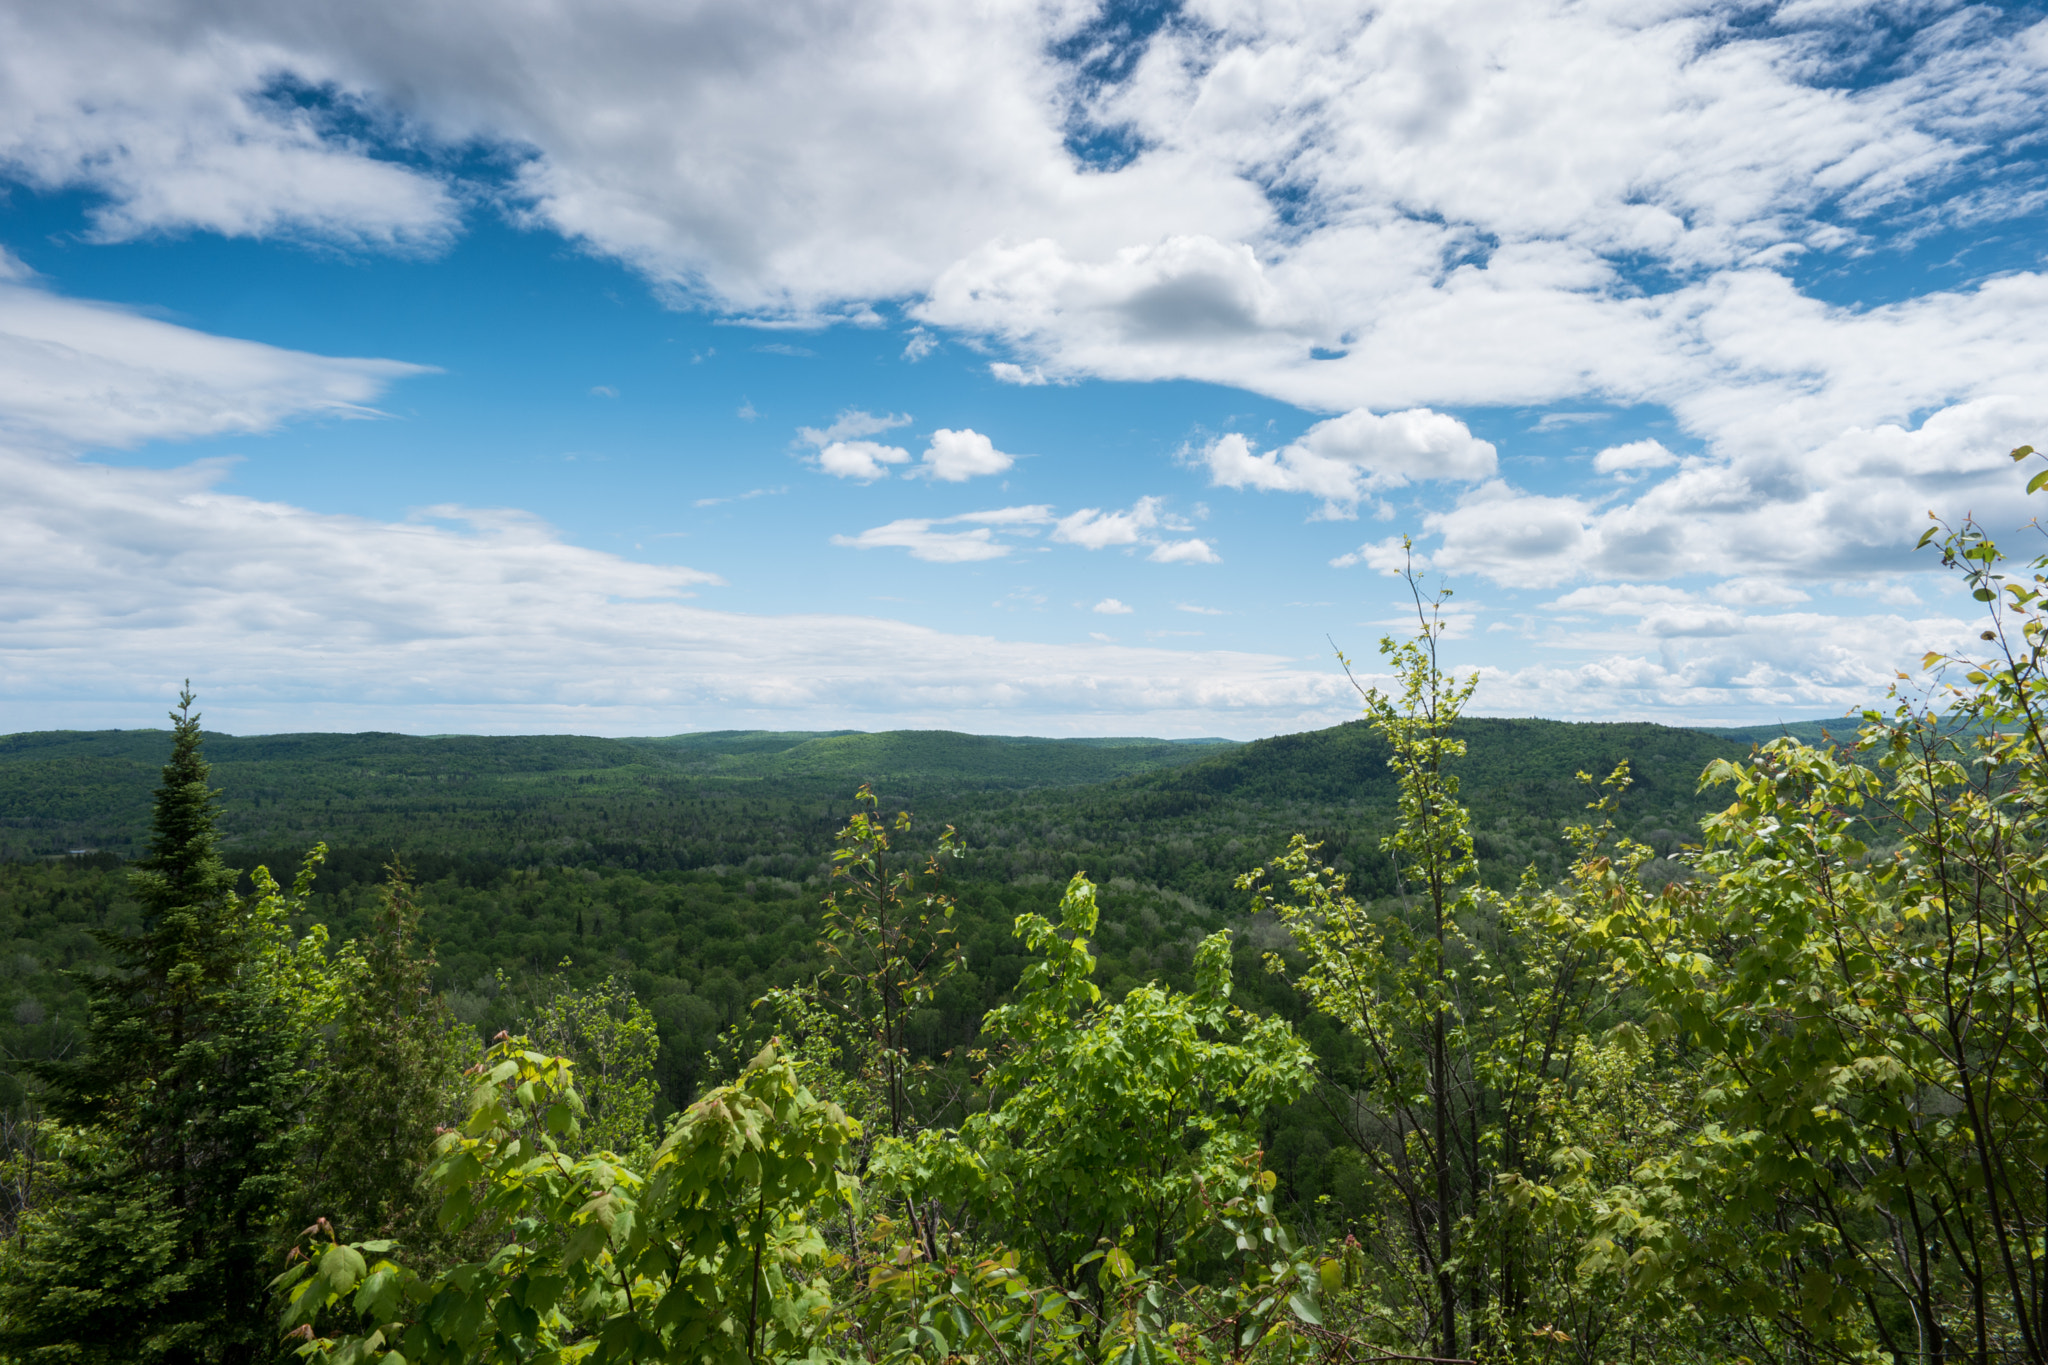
[0,716,1870,868]
[1689,718,1865,747]
[0,726,1238,860]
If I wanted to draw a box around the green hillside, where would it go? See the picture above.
[939,717,1752,910]
[626,728,1233,785]
[0,726,1235,861]
[1692,717,1865,747]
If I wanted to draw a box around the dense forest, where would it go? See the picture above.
[2,458,2036,1365]
[0,715,1764,1120]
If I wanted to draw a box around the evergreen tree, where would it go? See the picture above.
[294,859,467,1254]
[1,688,321,1365]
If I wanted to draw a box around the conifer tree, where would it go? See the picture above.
[294,859,467,1253]
[2,688,320,1365]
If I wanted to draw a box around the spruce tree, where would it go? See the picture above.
[294,859,467,1256]
[3,688,314,1365]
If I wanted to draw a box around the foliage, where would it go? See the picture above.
[884,872,1315,1312]
[1240,559,1686,1364]
[530,972,663,1158]
[0,729,1230,864]
[296,859,472,1254]
[820,785,963,1143]
[0,1125,191,1364]
[1587,445,2048,1364]
[281,1036,858,1365]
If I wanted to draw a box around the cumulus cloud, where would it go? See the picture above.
[915,428,1015,482]
[1149,538,1220,564]
[816,441,912,481]
[1201,408,1496,517]
[4,1,2045,450]
[4,0,2047,730]
[798,410,914,481]
[0,8,457,249]
[1593,439,1679,474]
[1050,496,1218,563]
[1092,598,1133,615]
[1054,498,1167,551]
[798,409,911,446]
[1421,394,2048,591]
[1446,605,1976,724]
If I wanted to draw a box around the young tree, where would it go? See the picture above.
[279,1038,859,1365]
[884,874,1314,1324]
[529,972,661,1157]
[819,785,963,1144]
[1243,556,1677,1363]
[1595,444,2048,1365]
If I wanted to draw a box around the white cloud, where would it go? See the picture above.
[1711,576,1810,607]
[816,441,911,482]
[1176,603,1226,615]
[952,504,1054,525]
[831,504,1052,562]
[1545,584,1697,616]
[1092,598,1134,615]
[1201,408,1496,517]
[835,499,1226,566]
[0,9,457,249]
[1427,483,1595,588]
[915,428,1015,482]
[1593,439,1678,474]
[1054,498,1168,550]
[797,409,912,447]
[1418,393,2048,591]
[3,0,2046,730]
[0,269,432,453]
[798,410,915,481]
[4,3,2043,456]
[830,517,1009,562]
[1047,496,1218,562]
[1534,412,1609,432]
[0,447,1365,735]
[1330,536,1420,574]
[902,327,937,361]
[1444,604,1976,723]
[1149,538,1220,565]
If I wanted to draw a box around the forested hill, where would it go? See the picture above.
[938,716,1759,909]
[0,726,1234,862]
[0,713,1792,912]
[0,716,1799,873]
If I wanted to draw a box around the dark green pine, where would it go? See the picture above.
[8,688,311,1365]
[48,687,243,1124]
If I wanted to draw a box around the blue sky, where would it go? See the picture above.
[2,0,2045,737]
